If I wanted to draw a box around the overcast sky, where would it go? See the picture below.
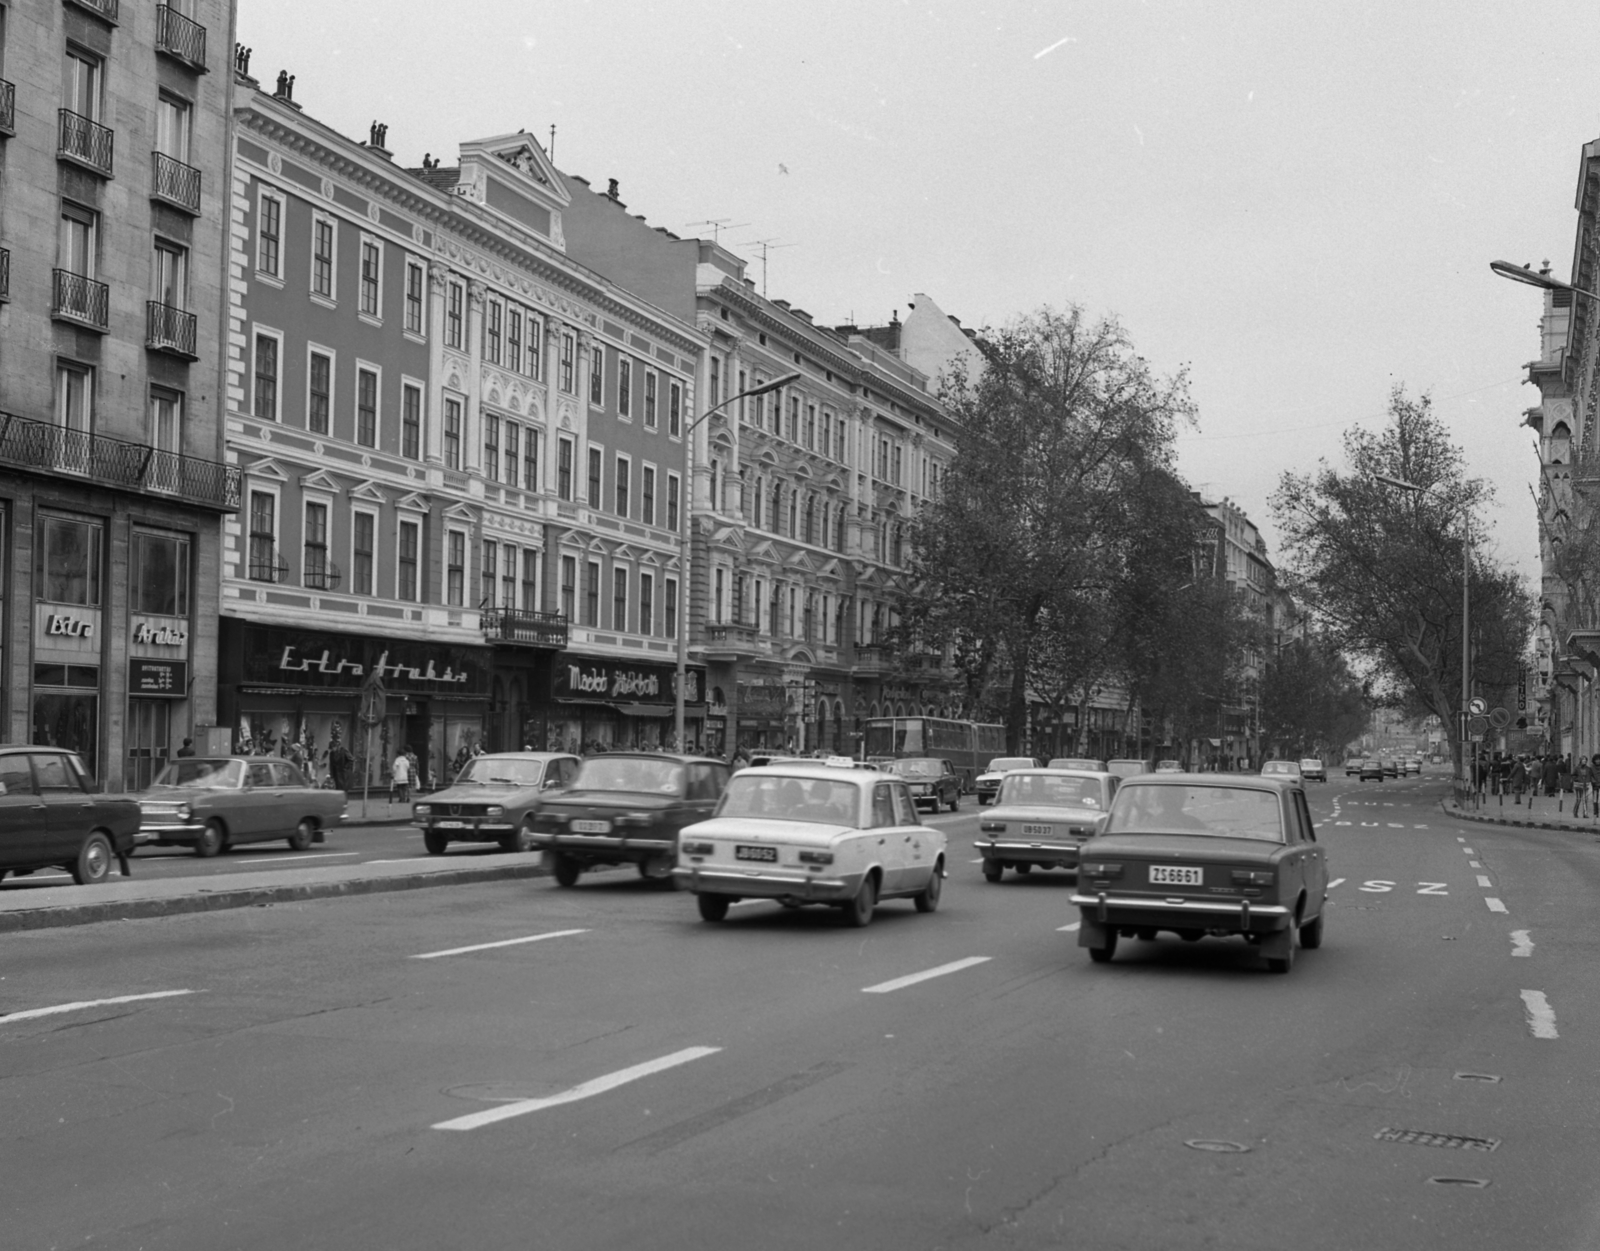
[240,0,1600,584]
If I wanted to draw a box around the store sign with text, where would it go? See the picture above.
[35,604,101,660]
[130,614,191,660]
[238,624,491,697]
[130,657,188,698]
[553,654,706,706]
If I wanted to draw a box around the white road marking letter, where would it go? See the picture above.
[1057,922,1082,932]
[1359,880,1395,892]
[0,989,199,1024]
[1476,875,1492,888]
[1519,990,1558,1039]
[1334,821,1351,826]
[1510,930,1534,958]
[1327,878,1346,889]
[862,956,992,994]
[432,1046,722,1130]
[1484,898,1508,914]
[1417,882,1448,895]
[412,930,588,960]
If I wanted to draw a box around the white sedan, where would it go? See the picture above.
[674,765,946,926]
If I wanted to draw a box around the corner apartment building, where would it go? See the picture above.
[0,0,237,789]
[224,68,704,788]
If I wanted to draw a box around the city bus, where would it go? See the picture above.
[862,717,1008,792]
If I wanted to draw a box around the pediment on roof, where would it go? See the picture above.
[349,479,388,503]
[817,558,843,580]
[300,468,342,493]
[709,525,746,552]
[461,132,571,207]
[395,491,429,513]
[612,543,639,562]
[756,448,779,467]
[443,502,478,524]
[784,549,817,575]
[246,457,290,482]
[792,462,813,481]
[748,539,780,565]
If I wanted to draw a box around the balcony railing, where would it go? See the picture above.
[151,151,201,214]
[67,0,119,22]
[146,300,197,358]
[481,607,569,648]
[304,557,342,592]
[52,270,109,330]
[853,642,897,672]
[58,109,114,176]
[248,543,289,583]
[0,78,14,136]
[703,622,764,654]
[0,411,240,511]
[155,5,206,70]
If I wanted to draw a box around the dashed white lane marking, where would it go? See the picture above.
[1520,990,1559,1039]
[1463,848,1476,855]
[1387,823,1404,829]
[234,852,362,865]
[1476,875,1493,888]
[969,858,985,864]
[1457,837,1466,843]
[1511,930,1535,958]
[1469,861,1482,868]
[432,1046,722,1131]
[1485,898,1508,914]
[862,956,992,994]
[1057,921,1081,932]
[1327,878,1346,890]
[412,929,588,960]
[0,989,199,1023]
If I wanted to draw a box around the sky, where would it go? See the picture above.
[237,0,1600,586]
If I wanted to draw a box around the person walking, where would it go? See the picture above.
[1509,755,1528,805]
[1541,753,1561,800]
[390,749,412,805]
[405,747,421,795]
[1572,755,1593,818]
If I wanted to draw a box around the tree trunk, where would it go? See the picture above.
[1007,640,1030,755]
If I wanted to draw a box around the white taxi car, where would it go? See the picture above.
[674,764,946,926]
[975,769,1118,881]
[975,756,1039,805]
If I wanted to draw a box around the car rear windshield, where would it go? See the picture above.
[456,758,545,787]
[1107,784,1284,842]
[998,774,1102,808]
[887,759,944,778]
[716,774,862,827]
[1262,762,1297,774]
[151,759,244,790]
[987,758,1035,773]
[572,757,684,795]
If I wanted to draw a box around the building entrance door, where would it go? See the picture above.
[126,698,171,791]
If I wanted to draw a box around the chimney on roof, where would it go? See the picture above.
[890,308,899,325]
[365,121,392,160]
[606,178,625,208]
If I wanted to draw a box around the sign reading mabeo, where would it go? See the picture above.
[237,624,490,697]
[553,654,706,706]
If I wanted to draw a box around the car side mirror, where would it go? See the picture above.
[0,781,8,796]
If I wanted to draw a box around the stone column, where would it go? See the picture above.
[464,280,486,475]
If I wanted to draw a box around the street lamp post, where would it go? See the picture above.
[674,370,802,754]
[1374,473,1473,798]
[1488,260,1600,303]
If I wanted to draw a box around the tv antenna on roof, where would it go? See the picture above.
[741,237,797,297]
[686,219,749,244]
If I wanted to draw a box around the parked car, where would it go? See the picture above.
[975,757,1039,805]
[1299,758,1327,783]
[0,747,139,886]
[975,769,1118,881]
[1260,760,1303,782]
[1154,760,1184,773]
[1344,757,1365,777]
[1072,774,1328,973]
[880,757,961,811]
[530,753,730,887]
[675,764,945,925]
[413,751,581,854]
[137,757,348,856]
[1047,757,1108,772]
[1106,759,1153,780]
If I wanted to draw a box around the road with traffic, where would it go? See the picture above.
[6,771,1598,1250]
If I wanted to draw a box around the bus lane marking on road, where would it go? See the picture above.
[1417,883,1448,895]
[235,852,362,865]
[1484,898,1508,914]
[0,989,200,1024]
[1511,930,1534,958]
[1058,922,1081,932]
[1476,875,1493,888]
[432,1045,722,1131]
[1359,881,1395,892]
[1519,990,1558,1039]
[862,956,992,994]
[1327,878,1346,889]
[412,930,589,960]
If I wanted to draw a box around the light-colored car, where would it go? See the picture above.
[1106,759,1152,779]
[975,769,1118,881]
[1260,760,1303,782]
[975,757,1039,805]
[413,751,581,854]
[1073,774,1329,973]
[1047,757,1108,772]
[138,757,348,856]
[675,765,946,926]
[1299,758,1327,782]
[1155,760,1184,773]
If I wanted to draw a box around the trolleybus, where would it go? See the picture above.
[862,717,1007,792]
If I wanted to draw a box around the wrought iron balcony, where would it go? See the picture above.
[248,543,289,583]
[702,621,765,658]
[481,607,569,648]
[67,0,119,21]
[0,78,14,136]
[151,151,201,214]
[58,109,114,177]
[303,557,342,592]
[146,300,197,358]
[852,642,897,674]
[0,410,240,511]
[155,5,207,71]
[52,270,109,330]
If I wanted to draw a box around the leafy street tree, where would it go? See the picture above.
[1257,633,1369,759]
[1270,387,1532,778]
[904,305,1196,753]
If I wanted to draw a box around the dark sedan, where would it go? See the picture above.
[0,747,139,886]
[881,757,962,811]
[138,757,347,856]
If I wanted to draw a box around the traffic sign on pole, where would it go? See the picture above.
[1489,707,1511,729]
[1469,697,1488,716]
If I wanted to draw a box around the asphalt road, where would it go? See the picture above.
[6,773,1598,1250]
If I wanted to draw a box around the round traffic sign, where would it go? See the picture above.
[1468,715,1490,737]
[1469,697,1488,716]
[1489,707,1511,729]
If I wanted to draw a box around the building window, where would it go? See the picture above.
[42,515,103,605]
[311,217,334,299]
[149,387,182,461]
[447,530,465,606]
[484,413,500,481]
[504,421,520,488]
[804,494,816,545]
[131,531,189,616]
[557,436,574,500]
[446,280,463,348]
[583,560,599,626]
[613,567,628,633]
[359,239,381,317]
[402,383,422,460]
[356,367,378,447]
[714,568,726,624]
[443,397,462,470]
[560,555,576,620]
[246,492,276,583]
[614,455,630,518]
[521,549,539,610]
[669,381,682,438]
[485,298,502,364]
[560,332,575,393]
[639,573,654,637]
[253,332,279,422]
[303,501,329,589]
[788,491,797,538]
[152,239,187,311]
[507,306,522,372]
[156,93,190,162]
[788,395,800,442]
[769,482,781,533]
[667,473,680,532]
[481,540,497,607]
[352,511,375,595]
[822,412,832,459]
[709,356,720,407]
[257,190,282,278]
[526,314,543,379]
[641,466,655,527]
[589,345,604,405]
[892,443,903,486]
[524,427,540,493]
[805,405,816,450]
[618,357,632,418]
[643,371,657,428]
[59,202,97,284]
[405,260,424,335]
[587,447,602,509]
[665,577,678,639]
[501,544,516,608]
[56,362,94,434]
[737,372,747,423]
[305,350,331,435]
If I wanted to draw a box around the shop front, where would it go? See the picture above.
[735,680,787,752]
[217,619,492,793]
[541,652,707,754]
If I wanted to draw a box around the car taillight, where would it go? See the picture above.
[1082,861,1123,878]
[979,821,1006,833]
[681,841,714,856]
[615,812,654,828]
[1230,870,1275,886]
[798,850,834,865]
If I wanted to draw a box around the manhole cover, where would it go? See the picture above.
[1184,1139,1250,1153]
[1375,1127,1500,1152]
[1428,1177,1491,1188]
[1453,1072,1502,1084]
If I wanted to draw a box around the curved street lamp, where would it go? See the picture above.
[1488,259,1600,302]
[674,370,802,752]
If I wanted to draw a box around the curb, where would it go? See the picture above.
[1440,800,1599,836]
[0,860,549,934]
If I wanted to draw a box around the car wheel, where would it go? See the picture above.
[1088,929,1119,963]
[697,893,731,922]
[842,872,877,927]
[1299,910,1324,950]
[195,820,225,858]
[552,854,581,888]
[914,859,944,913]
[947,790,960,812]
[72,833,113,885]
[423,830,449,856]
[287,819,314,852]
[500,818,537,854]
[982,860,1002,883]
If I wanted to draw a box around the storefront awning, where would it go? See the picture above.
[1208,737,1222,747]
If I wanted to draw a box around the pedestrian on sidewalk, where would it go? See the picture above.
[1509,755,1527,805]
[1573,756,1594,818]
[390,749,412,805]
[176,737,195,758]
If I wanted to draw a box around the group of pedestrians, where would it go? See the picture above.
[1477,751,1600,815]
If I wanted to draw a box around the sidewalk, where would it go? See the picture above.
[340,795,420,826]
[1442,793,1600,835]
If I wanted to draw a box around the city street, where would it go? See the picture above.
[5,774,1598,1250]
